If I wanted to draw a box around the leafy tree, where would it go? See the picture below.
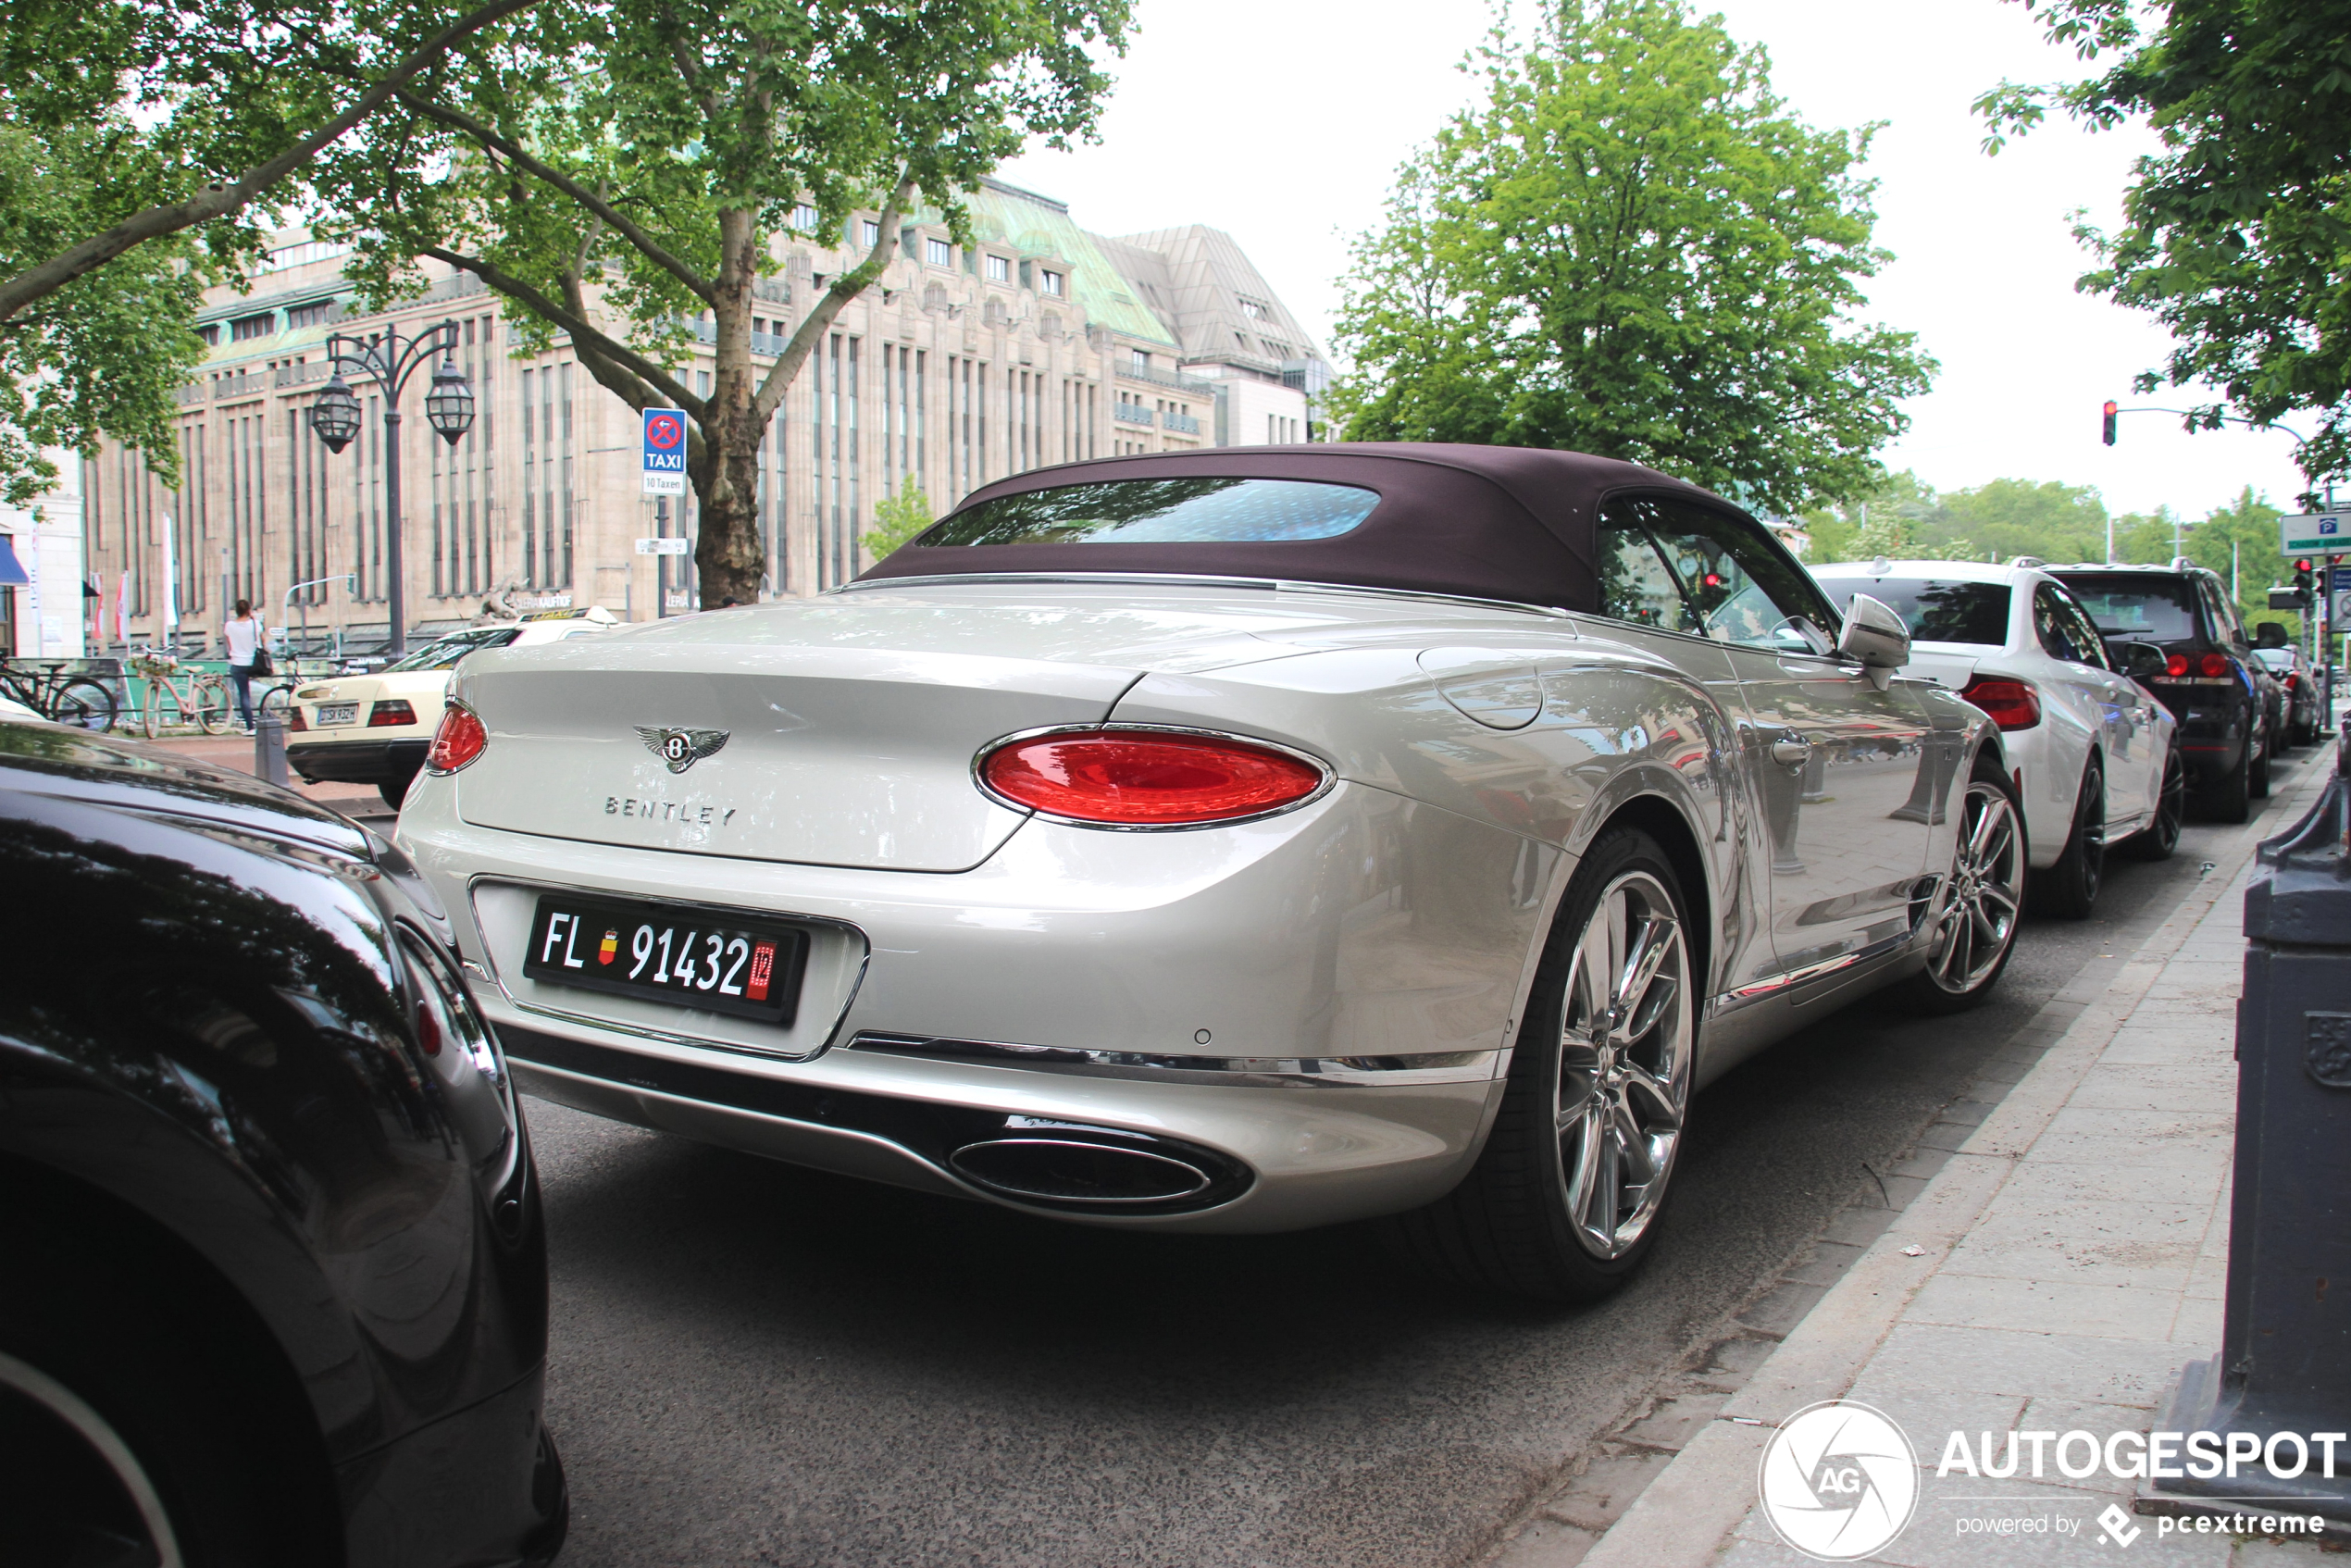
[0,0,539,499]
[1329,0,1934,510]
[331,0,1130,608]
[1977,0,2351,496]
[863,487,935,561]
[0,120,204,501]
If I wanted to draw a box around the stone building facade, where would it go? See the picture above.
[79,179,1326,650]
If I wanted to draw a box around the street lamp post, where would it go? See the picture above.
[307,322,476,659]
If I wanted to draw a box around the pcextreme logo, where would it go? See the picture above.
[1759,1400,1921,1561]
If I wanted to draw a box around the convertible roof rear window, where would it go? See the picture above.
[920,478,1379,548]
[1819,578,2010,645]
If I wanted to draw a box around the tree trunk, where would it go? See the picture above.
[690,209,769,608]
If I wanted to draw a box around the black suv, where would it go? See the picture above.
[2050,562,2276,822]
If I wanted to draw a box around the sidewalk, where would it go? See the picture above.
[1506,755,2336,1568]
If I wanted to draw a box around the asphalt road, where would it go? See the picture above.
[524,748,2324,1568]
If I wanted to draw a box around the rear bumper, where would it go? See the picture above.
[396,773,1548,1233]
[288,738,429,784]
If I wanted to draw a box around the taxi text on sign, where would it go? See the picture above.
[2281,512,2349,555]
[641,408,687,496]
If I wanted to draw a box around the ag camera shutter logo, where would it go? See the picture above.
[1759,1400,1920,1561]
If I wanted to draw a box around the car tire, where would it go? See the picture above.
[1383,827,1695,1302]
[0,1196,341,1568]
[1894,753,2026,1015]
[2124,747,2184,862]
[2249,720,2272,799]
[2031,754,2104,919]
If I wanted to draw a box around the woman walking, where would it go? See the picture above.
[223,599,265,732]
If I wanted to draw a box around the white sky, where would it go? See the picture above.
[995,0,2311,520]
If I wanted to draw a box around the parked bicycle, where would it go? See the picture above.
[255,656,340,724]
[0,656,118,730]
[129,651,233,738]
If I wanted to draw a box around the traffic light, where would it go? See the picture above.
[2102,401,2119,445]
[2295,558,2315,592]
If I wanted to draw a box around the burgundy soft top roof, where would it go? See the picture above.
[852,442,1741,612]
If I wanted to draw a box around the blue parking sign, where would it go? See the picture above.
[641,408,687,495]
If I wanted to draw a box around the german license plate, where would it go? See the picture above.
[522,895,809,1025]
[317,702,359,726]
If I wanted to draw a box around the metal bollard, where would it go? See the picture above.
[2141,713,2351,1536]
[253,712,291,789]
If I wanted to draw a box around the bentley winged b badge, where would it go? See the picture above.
[636,727,730,774]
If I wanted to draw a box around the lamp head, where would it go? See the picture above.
[425,358,476,445]
[309,375,361,453]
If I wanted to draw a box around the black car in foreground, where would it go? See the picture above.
[0,719,565,1567]
[2053,561,2276,822]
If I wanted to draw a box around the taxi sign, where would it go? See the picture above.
[641,407,687,495]
[2281,512,2348,554]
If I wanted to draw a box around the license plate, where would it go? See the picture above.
[317,702,359,726]
[522,895,809,1025]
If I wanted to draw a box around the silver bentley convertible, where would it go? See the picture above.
[399,445,2022,1300]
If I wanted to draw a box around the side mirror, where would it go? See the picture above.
[2254,621,2289,648]
[2107,639,2168,680]
[1837,592,1910,690]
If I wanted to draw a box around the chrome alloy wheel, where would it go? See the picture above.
[1921,779,2023,993]
[1554,869,1693,1260]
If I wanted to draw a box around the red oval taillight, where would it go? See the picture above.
[2200,652,2230,677]
[1959,675,2043,731]
[978,729,1327,826]
[426,703,487,774]
[2165,653,2189,678]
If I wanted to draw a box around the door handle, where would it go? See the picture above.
[1771,734,1813,768]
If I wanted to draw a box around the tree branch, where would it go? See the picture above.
[0,0,545,325]
[392,88,718,306]
[753,172,916,425]
[421,244,705,419]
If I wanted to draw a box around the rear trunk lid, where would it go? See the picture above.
[447,583,1346,872]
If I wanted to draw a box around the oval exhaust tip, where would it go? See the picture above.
[949,1139,1213,1205]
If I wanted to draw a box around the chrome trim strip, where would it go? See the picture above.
[1710,926,1921,1014]
[461,873,869,1064]
[970,721,1339,833]
[845,1031,1505,1088]
[827,571,1572,622]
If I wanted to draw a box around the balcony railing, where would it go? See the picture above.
[274,361,330,389]
[1112,401,1154,426]
[1115,362,1221,398]
[1163,411,1201,436]
[211,372,264,402]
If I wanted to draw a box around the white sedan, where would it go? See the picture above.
[1811,559,2182,915]
[287,607,616,807]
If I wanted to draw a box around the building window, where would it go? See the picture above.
[791,204,819,232]
[196,323,219,348]
[861,219,881,249]
[985,255,1010,283]
[1040,269,1064,296]
[926,237,952,268]
[285,300,333,330]
[1129,349,1149,374]
[230,312,275,342]
[1238,296,1269,320]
